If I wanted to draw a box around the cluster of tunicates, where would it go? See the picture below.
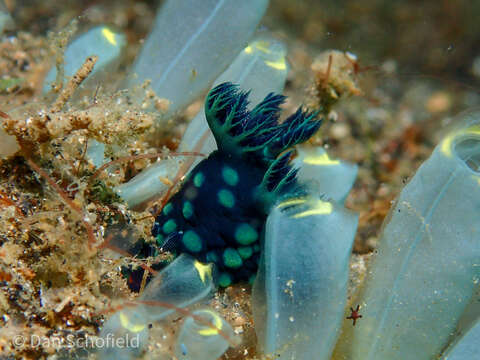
[333,115,480,360]
[34,0,480,359]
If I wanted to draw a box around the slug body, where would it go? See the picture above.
[139,83,321,287]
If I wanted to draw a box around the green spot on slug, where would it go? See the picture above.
[222,166,239,186]
[162,203,173,215]
[218,272,232,288]
[182,201,194,219]
[162,219,177,234]
[193,172,205,187]
[223,248,243,268]
[182,230,202,252]
[248,274,256,285]
[237,246,253,259]
[235,223,258,245]
[217,189,235,208]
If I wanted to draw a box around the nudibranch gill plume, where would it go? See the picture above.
[131,82,322,288]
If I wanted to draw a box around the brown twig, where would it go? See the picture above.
[321,54,333,89]
[74,138,89,176]
[51,55,98,112]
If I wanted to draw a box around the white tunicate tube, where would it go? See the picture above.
[334,113,480,360]
[253,196,358,360]
[126,0,269,115]
[114,151,186,209]
[97,254,215,360]
[42,26,127,93]
[174,309,238,360]
[293,145,357,203]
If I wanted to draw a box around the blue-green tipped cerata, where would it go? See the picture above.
[128,82,322,288]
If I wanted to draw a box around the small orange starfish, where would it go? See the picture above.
[347,304,362,326]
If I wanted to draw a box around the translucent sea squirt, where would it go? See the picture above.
[253,196,358,359]
[126,0,269,114]
[334,113,480,360]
